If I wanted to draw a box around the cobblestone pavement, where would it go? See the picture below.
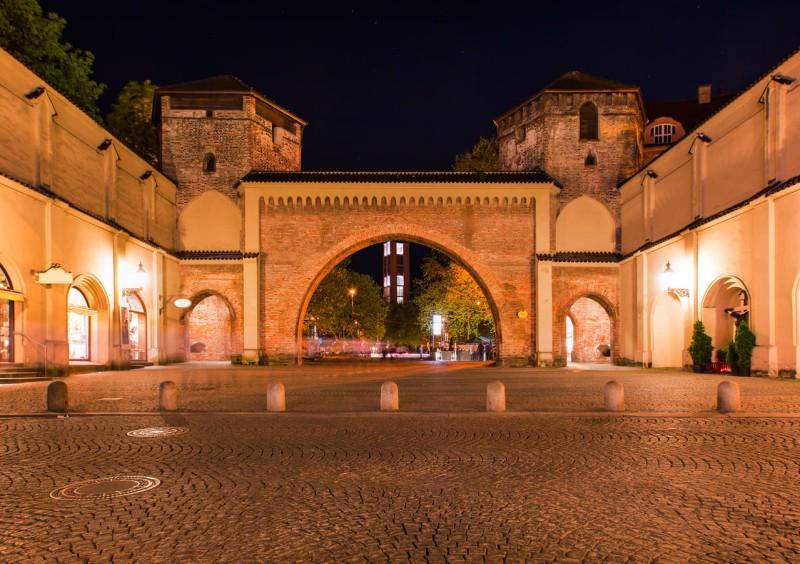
[1,363,800,561]
[2,361,800,415]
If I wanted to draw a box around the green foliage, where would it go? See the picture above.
[414,250,494,342]
[384,301,422,347]
[716,347,727,363]
[452,136,499,172]
[727,340,738,368]
[304,259,387,341]
[0,0,105,119]
[734,321,756,369]
[687,320,713,365]
[106,80,159,167]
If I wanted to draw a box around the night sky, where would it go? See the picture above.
[37,1,800,282]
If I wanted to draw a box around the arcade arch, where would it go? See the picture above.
[295,232,506,365]
[184,291,234,361]
[69,274,110,365]
[564,296,613,364]
[702,275,750,352]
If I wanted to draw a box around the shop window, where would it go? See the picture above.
[126,293,148,362]
[0,265,14,362]
[68,288,91,360]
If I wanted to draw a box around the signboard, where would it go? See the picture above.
[432,314,443,336]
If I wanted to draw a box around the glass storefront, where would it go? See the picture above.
[126,293,147,361]
[0,265,15,363]
[68,287,91,360]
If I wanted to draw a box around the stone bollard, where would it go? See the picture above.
[267,382,286,412]
[159,381,177,411]
[47,381,68,412]
[604,380,625,412]
[380,381,399,411]
[717,380,741,413]
[486,381,506,412]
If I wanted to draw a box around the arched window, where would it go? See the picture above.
[650,123,676,145]
[579,102,598,140]
[585,152,597,166]
[0,264,16,362]
[68,287,92,360]
[202,153,216,173]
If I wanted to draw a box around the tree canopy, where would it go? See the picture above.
[414,250,494,343]
[452,136,499,172]
[384,301,423,347]
[304,259,387,341]
[106,80,160,167]
[0,0,105,119]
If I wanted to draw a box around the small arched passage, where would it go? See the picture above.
[564,295,613,364]
[293,232,509,365]
[702,275,750,352]
[183,291,235,361]
[651,292,685,368]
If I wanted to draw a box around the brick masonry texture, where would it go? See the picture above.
[160,96,301,213]
[259,200,537,364]
[179,263,243,359]
[552,265,619,365]
[569,296,612,363]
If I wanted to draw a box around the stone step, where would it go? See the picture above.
[0,370,50,384]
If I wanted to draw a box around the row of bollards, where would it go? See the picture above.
[45,379,744,414]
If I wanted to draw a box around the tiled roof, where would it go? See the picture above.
[240,170,560,185]
[157,75,254,93]
[175,251,259,260]
[536,252,621,263]
[645,94,735,132]
[542,71,638,92]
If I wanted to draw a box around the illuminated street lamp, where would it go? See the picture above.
[348,288,356,313]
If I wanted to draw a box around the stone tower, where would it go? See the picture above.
[494,71,645,251]
[154,75,307,212]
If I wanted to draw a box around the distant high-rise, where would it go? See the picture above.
[382,241,410,304]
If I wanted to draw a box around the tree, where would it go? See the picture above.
[106,80,159,167]
[385,301,422,347]
[414,250,494,343]
[452,136,499,172]
[687,320,713,368]
[0,0,105,119]
[304,259,387,341]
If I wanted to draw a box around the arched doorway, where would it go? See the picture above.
[186,293,233,361]
[69,275,110,365]
[295,234,503,365]
[565,297,612,364]
[0,263,21,363]
[702,276,750,352]
[651,293,684,368]
[124,293,148,361]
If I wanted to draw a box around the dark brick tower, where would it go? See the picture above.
[154,75,306,212]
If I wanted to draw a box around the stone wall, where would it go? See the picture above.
[569,297,612,363]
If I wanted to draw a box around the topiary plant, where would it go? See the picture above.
[688,320,713,370]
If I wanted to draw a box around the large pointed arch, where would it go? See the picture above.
[556,196,615,252]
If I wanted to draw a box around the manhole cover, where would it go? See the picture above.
[50,476,160,500]
[127,427,190,437]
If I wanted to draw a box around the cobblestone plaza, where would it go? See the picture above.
[2,362,800,561]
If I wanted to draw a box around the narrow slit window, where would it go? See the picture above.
[203,153,216,173]
[579,102,598,140]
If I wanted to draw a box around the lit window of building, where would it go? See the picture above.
[650,123,676,145]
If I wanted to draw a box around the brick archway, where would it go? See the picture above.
[182,291,236,362]
[246,184,552,366]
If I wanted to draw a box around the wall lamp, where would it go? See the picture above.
[696,132,712,143]
[771,73,796,85]
[159,295,192,314]
[645,169,658,178]
[97,138,112,151]
[663,261,689,298]
[140,170,153,180]
[25,86,45,99]
[123,262,148,296]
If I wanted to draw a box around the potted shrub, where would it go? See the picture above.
[688,320,713,373]
[734,321,756,376]
[714,347,728,373]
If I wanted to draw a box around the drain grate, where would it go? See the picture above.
[50,476,160,500]
[127,427,190,437]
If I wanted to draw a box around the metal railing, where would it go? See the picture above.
[11,331,52,377]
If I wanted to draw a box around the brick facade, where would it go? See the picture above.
[551,265,619,365]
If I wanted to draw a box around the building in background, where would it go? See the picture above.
[382,241,410,304]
